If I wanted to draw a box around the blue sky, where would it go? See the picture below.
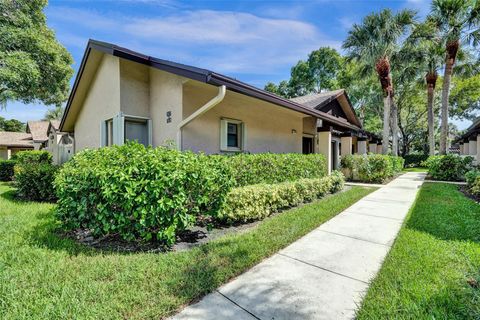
[3,0,468,129]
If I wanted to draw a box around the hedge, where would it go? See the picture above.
[220,153,327,187]
[218,171,345,223]
[13,151,58,201]
[54,143,332,244]
[54,143,234,245]
[403,154,429,168]
[424,154,474,181]
[0,160,16,181]
[340,154,404,183]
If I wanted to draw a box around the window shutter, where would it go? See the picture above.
[100,121,106,147]
[113,113,125,146]
[241,122,247,151]
[147,119,153,146]
[220,119,227,151]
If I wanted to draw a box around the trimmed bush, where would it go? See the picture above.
[220,153,327,187]
[0,160,16,181]
[340,154,404,183]
[219,171,344,222]
[54,143,234,245]
[12,150,52,164]
[470,176,480,196]
[465,169,480,187]
[424,154,473,181]
[403,154,429,168]
[14,151,58,201]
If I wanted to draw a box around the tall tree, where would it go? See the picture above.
[0,0,73,107]
[405,20,444,155]
[343,9,416,155]
[431,0,480,154]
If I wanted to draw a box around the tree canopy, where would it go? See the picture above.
[0,117,25,132]
[0,0,73,107]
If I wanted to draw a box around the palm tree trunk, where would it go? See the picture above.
[382,94,390,154]
[440,58,454,154]
[427,85,435,155]
[390,96,398,156]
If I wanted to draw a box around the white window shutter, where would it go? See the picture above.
[220,119,227,151]
[100,121,106,147]
[147,119,153,146]
[112,113,125,146]
[241,122,247,151]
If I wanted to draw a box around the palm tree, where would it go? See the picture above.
[43,106,64,121]
[431,0,480,154]
[405,21,444,155]
[343,9,416,155]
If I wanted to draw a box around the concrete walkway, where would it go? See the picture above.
[171,172,426,320]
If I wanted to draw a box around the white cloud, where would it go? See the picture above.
[46,6,340,75]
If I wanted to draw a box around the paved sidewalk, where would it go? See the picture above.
[171,172,426,320]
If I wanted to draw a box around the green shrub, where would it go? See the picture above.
[220,153,327,187]
[465,169,480,187]
[219,171,344,222]
[14,157,58,202]
[54,142,234,245]
[12,150,52,165]
[340,154,404,183]
[0,160,16,181]
[470,176,480,196]
[424,154,473,181]
[403,154,429,168]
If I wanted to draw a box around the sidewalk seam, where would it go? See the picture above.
[216,291,262,320]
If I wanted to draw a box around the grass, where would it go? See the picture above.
[0,182,374,319]
[357,183,480,319]
[402,166,427,173]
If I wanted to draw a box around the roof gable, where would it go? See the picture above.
[26,121,50,142]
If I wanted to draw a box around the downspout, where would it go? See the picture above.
[177,85,226,150]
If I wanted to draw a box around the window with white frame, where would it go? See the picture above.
[102,114,151,147]
[220,118,245,152]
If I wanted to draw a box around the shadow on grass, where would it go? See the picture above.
[406,182,480,243]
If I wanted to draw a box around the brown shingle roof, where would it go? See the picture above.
[50,120,61,131]
[0,132,34,148]
[289,90,345,108]
[26,121,50,142]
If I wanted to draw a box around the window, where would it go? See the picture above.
[102,114,151,147]
[220,118,245,152]
[125,118,148,146]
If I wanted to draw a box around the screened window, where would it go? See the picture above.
[227,122,239,148]
[125,119,148,146]
[220,118,245,152]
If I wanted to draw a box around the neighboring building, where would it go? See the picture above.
[60,39,382,173]
[0,120,74,164]
[44,120,74,164]
[454,118,480,160]
[0,132,34,159]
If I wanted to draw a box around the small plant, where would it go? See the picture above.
[465,169,480,187]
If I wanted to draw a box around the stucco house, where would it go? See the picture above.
[0,120,73,163]
[60,39,382,173]
[455,117,480,160]
[0,132,34,159]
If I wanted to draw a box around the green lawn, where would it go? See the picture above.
[0,182,374,319]
[357,183,480,319]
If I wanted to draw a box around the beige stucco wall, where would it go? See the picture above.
[120,59,150,118]
[74,54,121,151]
[150,68,184,146]
[182,81,304,154]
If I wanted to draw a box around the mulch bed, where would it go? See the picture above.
[64,187,352,254]
[459,185,480,203]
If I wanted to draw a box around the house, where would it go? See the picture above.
[455,117,480,160]
[44,121,74,164]
[0,132,34,159]
[60,39,382,173]
[0,120,74,163]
